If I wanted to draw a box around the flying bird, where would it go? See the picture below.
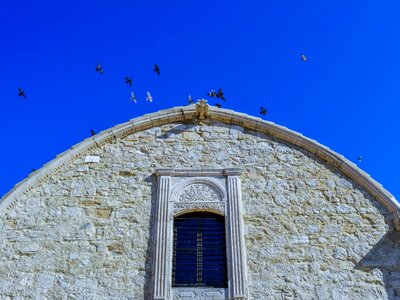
[130,91,137,103]
[146,91,153,102]
[153,64,160,76]
[188,95,194,104]
[90,129,96,136]
[260,107,267,116]
[215,103,221,108]
[357,156,363,163]
[124,76,133,86]
[208,90,217,97]
[17,88,26,99]
[95,63,103,74]
[300,54,307,62]
[216,88,226,101]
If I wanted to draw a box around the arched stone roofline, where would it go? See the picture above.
[1,104,399,230]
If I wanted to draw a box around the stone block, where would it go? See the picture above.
[95,208,112,218]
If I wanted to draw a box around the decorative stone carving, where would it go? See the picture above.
[177,183,221,203]
[174,202,225,215]
[195,99,209,120]
[173,287,227,300]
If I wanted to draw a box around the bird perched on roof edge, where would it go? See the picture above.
[90,129,96,136]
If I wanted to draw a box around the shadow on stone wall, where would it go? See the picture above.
[357,231,400,299]
[143,174,158,299]
[156,123,198,140]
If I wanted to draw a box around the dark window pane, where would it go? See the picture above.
[172,212,227,288]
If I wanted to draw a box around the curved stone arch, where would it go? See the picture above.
[174,205,225,217]
[169,177,227,204]
[0,104,399,230]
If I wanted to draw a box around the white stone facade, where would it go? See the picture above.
[0,105,399,299]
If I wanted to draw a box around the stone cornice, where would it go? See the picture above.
[223,168,243,176]
[155,168,242,177]
[1,104,399,230]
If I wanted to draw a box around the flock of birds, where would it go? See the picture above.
[95,62,158,104]
[16,53,311,114]
[14,53,364,163]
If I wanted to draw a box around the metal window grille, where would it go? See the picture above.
[172,212,227,288]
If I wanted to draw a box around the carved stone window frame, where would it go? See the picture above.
[151,169,248,300]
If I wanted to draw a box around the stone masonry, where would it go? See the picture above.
[0,106,399,299]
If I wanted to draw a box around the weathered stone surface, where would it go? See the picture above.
[0,121,396,299]
[95,208,112,218]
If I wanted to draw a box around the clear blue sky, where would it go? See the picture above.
[1,1,399,200]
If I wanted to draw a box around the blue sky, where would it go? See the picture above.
[1,1,399,200]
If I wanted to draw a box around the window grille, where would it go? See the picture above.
[172,212,227,288]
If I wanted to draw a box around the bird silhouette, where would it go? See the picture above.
[188,95,194,104]
[153,64,160,76]
[357,156,363,163]
[95,63,103,74]
[216,88,226,101]
[130,91,137,103]
[124,76,133,86]
[260,107,267,116]
[208,90,217,97]
[146,91,153,102]
[18,88,26,99]
[300,54,307,62]
[215,103,221,108]
[90,129,96,136]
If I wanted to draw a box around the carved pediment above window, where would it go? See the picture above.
[178,183,221,203]
[174,202,225,216]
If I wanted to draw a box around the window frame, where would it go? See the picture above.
[151,169,248,300]
[172,212,228,288]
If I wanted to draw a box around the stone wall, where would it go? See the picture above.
[0,121,397,299]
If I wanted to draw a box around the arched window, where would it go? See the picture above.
[152,169,248,299]
[172,212,227,288]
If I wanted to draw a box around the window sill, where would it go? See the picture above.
[172,287,228,299]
